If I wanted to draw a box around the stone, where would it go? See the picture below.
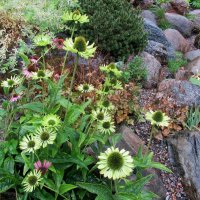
[141,10,157,25]
[170,0,189,15]
[144,19,175,60]
[157,79,200,106]
[189,9,200,33]
[167,131,200,200]
[164,29,191,53]
[118,125,167,200]
[194,34,200,49]
[186,56,200,74]
[145,40,168,64]
[165,13,193,37]
[184,50,200,61]
[141,52,162,89]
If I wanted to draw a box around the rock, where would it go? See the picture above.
[145,40,168,63]
[144,19,175,61]
[141,10,157,25]
[157,79,200,106]
[141,52,162,89]
[141,0,154,8]
[167,131,200,200]
[118,125,167,200]
[184,50,200,61]
[189,9,200,33]
[165,13,193,37]
[170,0,189,15]
[186,56,200,74]
[194,34,200,49]
[164,29,191,53]
[175,67,191,80]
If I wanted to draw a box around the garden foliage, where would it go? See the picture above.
[0,5,171,200]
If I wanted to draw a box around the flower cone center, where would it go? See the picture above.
[107,152,124,170]
[48,119,56,126]
[8,80,14,86]
[102,100,110,108]
[73,36,87,52]
[152,111,164,122]
[97,112,104,120]
[37,70,45,77]
[83,84,89,91]
[41,132,50,141]
[102,121,110,129]
[28,175,37,186]
[28,141,35,148]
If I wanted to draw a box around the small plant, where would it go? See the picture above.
[190,0,200,8]
[168,52,187,74]
[78,0,147,60]
[150,6,171,30]
[185,106,200,130]
[121,56,147,83]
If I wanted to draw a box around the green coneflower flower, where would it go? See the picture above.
[97,147,134,180]
[100,63,122,78]
[20,135,41,153]
[42,114,61,129]
[62,10,89,24]
[34,127,56,148]
[33,34,52,47]
[1,76,22,88]
[31,69,53,80]
[77,83,95,93]
[22,170,42,192]
[145,110,170,127]
[63,36,96,59]
[98,120,115,134]
[98,100,115,111]
[92,108,111,121]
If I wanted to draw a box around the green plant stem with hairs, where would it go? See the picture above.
[68,54,79,99]
[61,25,76,74]
[147,126,156,152]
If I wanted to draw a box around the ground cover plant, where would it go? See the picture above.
[0,3,172,200]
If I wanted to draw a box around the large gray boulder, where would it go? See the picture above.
[141,52,162,89]
[144,19,175,61]
[164,29,191,53]
[184,50,200,61]
[186,56,200,74]
[165,13,193,37]
[189,10,200,32]
[167,131,200,200]
[157,79,200,106]
[141,10,157,25]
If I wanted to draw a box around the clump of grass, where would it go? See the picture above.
[168,52,187,74]
[185,106,200,130]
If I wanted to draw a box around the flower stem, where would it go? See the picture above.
[147,125,155,152]
[68,54,79,100]
[114,180,118,193]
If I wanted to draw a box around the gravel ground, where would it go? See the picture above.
[134,89,189,200]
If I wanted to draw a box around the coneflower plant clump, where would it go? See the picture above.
[0,7,171,200]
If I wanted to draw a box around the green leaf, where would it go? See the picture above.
[19,102,45,113]
[59,184,77,194]
[0,176,15,193]
[111,133,122,147]
[148,162,172,173]
[19,53,31,66]
[122,175,153,194]
[77,182,114,200]
[3,157,15,174]
[115,193,139,200]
